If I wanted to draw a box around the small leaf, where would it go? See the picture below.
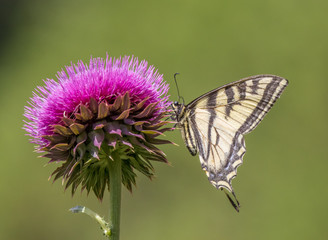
[97,102,109,119]
[110,95,122,112]
[157,127,174,133]
[132,97,149,111]
[123,118,135,125]
[73,132,87,155]
[74,143,86,160]
[92,120,107,130]
[106,134,118,148]
[41,134,68,143]
[80,105,94,122]
[141,130,164,136]
[146,138,177,145]
[53,125,73,137]
[62,117,75,126]
[69,123,86,135]
[105,122,122,136]
[121,92,131,111]
[113,109,130,120]
[129,137,152,153]
[121,140,133,149]
[76,131,88,144]
[50,143,70,151]
[74,113,83,121]
[134,102,158,118]
[88,144,100,159]
[145,121,175,129]
[88,129,105,150]
[44,150,70,162]
[121,125,144,140]
[89,97,98,113]
[133,120,150,126]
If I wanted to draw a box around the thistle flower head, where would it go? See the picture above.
[24,55,173,199]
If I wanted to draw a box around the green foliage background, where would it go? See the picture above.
[1,0,327,239]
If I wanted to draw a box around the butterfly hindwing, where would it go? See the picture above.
[187,106,246,192]
[180,117,198,156]
[175,75,288,207]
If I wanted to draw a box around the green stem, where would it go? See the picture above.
[108,151,122,240]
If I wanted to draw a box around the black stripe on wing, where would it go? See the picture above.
[238,76,288,134]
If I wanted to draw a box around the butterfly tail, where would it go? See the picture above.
[222,188,240,212]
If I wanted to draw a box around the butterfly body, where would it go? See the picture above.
[171,75,288,211]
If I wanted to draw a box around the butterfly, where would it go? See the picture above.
[171,74,288,211]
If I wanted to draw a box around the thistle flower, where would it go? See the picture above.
[24,55,173,200]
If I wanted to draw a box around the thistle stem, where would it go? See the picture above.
[108,151,122,240]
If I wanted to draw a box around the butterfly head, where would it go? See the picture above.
[170,73,186,124]
[170,101,184,123]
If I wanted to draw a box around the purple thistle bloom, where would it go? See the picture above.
[24,55,174,199]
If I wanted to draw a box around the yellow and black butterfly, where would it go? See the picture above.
[171,74,288,211]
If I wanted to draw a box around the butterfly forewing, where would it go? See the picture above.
[178,74,288,202]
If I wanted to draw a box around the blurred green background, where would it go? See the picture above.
[1,0,327,239]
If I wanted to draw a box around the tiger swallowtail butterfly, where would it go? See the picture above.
[171,74,288,211]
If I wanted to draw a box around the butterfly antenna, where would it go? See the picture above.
[222,188,240,212]
[174,73,185,105]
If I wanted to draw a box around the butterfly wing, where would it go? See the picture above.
[181,75,288,204]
